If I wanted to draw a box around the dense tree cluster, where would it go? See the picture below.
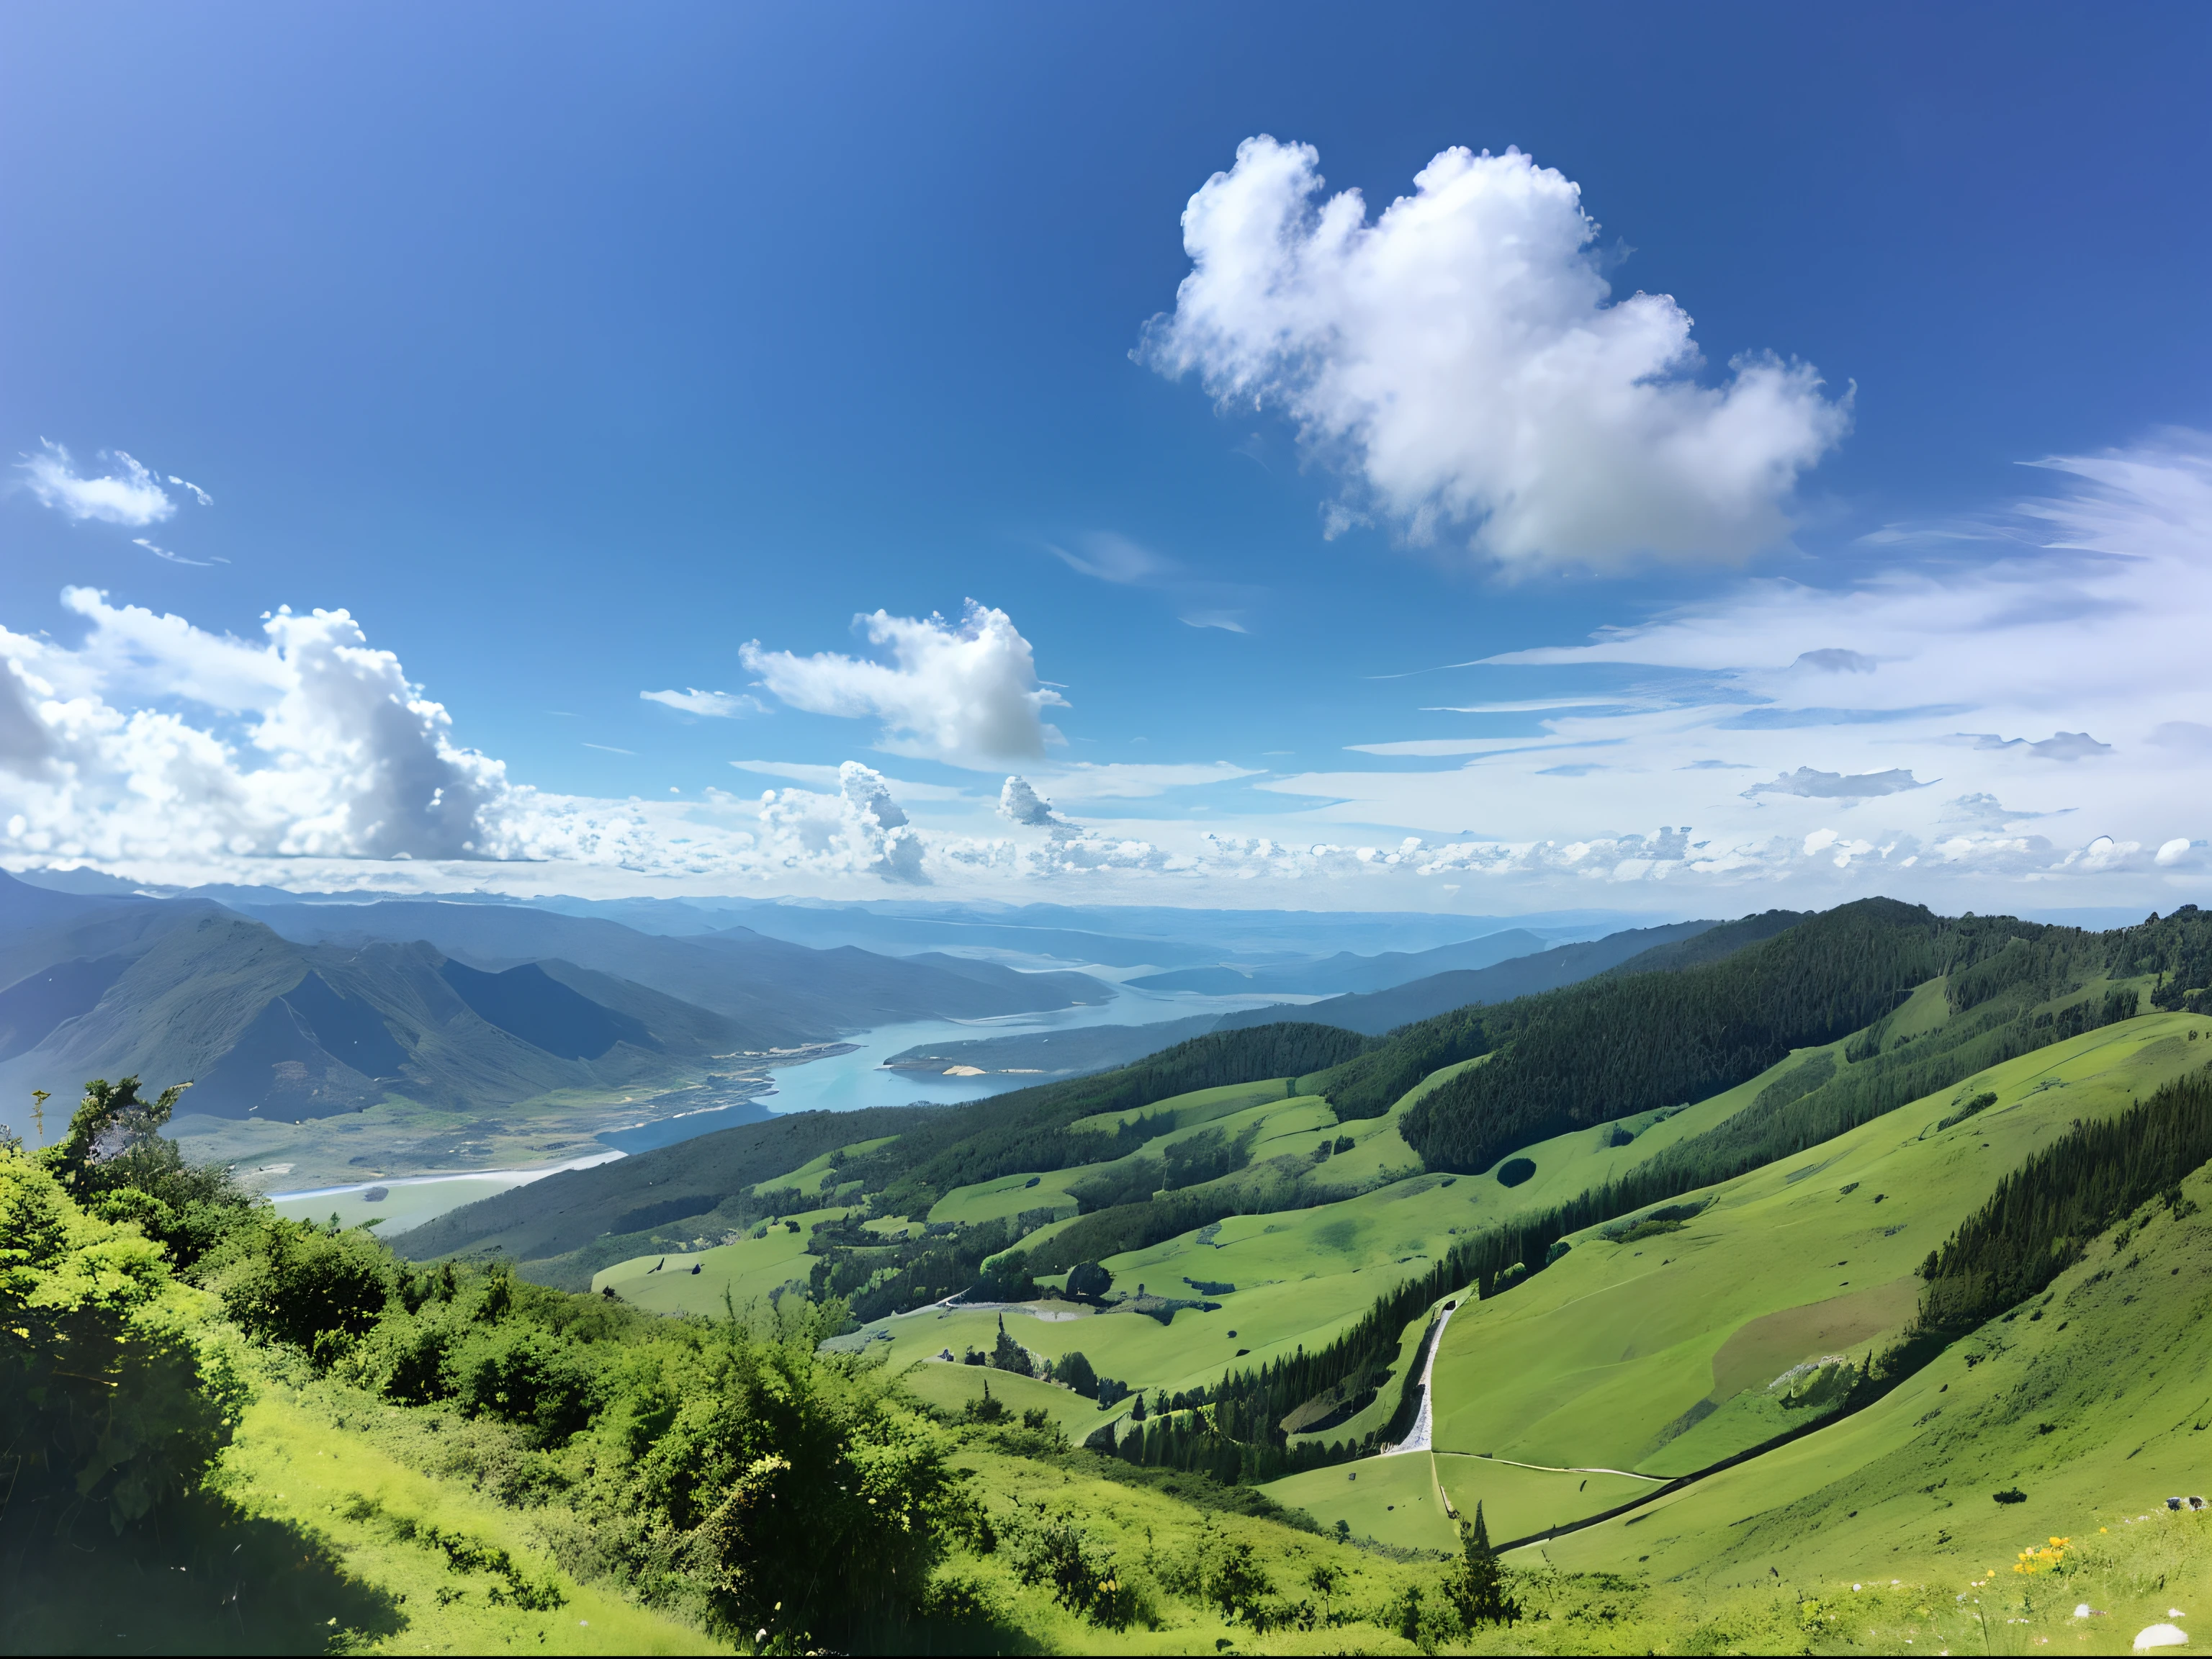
[1917,1065,2212,1336]
[1395,900,2049,1174]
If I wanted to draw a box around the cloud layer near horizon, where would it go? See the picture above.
[0,439,2206,908]
[1141,137,1848,569]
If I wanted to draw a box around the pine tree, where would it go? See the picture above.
[1449,1501,1519,1627]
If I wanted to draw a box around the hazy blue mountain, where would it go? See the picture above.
[1125,927,1551,997]
[1213,917,1730,1035]
[234,898,1111,1036]
[0,910,761,1123]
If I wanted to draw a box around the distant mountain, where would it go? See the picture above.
[0,898,759,1123]
[0,871,1115,1129]
[1213,918,1731,1035]
[1125,927,1551,997]
[233,899,1111,1037]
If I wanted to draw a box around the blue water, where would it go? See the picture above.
[753,984,1295,1116]
[591,984,1302,1156]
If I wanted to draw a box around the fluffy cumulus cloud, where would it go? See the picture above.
[739,601,1067,768]
[752,761,926,884]
[17,443,179,527]
[1141,137,1848,570]
[0,589,509,864]
[998,775,1064,827]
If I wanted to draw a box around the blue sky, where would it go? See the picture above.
[3,4,2211,912]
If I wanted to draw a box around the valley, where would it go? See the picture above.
[17,894,2212,1653]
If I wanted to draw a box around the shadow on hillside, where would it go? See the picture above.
[0,1486,405,1655]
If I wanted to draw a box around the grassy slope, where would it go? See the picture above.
[1426,1010,2212,1541]
[211,1358,718,1655]
[924,1440,1447,1655]
[1436,1009,2206,1469]
[1527,1123,2212,1593]
[589,1202,849,1309]
[827,1043,1840,1408]
[896,1357,1131,1440]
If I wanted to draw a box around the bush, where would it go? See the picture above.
[196,1212,396,1359]
[1058,1349,1100,1398]
[450,1323,598,1442]
[1066,1260,1112,1299]
[0,1146,246,1532]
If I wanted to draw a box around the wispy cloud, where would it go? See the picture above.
[729,759,969,800]
[1249,433,2212,895]
[641,687,765,718]
[18,442,176,527]
[1141,136,1848,569]
[133,538,226,567]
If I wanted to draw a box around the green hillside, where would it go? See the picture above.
[1426,1009,2210,1539]
[23,896,2212,1654]
[1521,1144,2212,1642]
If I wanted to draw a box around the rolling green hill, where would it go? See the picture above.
[21,894,2212,1653]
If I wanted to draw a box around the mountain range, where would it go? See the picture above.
[0,873,1113,1130]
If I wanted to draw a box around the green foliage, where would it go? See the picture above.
[1936,1089,2001,1133]
[1447,1501,1519,1627]
[197,1210,400,1361]
[598,1298,962,1648]
[0,1143,246,1534]
[1065,1260,1112,1299]
[853,1021,1370,1216]
[1056,1348,1100,1398]
[989,1312,1035,1377]
[38,1075,254,1269]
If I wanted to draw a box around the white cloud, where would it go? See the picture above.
[3,441,2203,909]
[1249,434,2212,904]
[1047,533,1171,585]
[641,687,765,718]
[17,442,176,527]
[0,592,508,863]
[1744,767,1928,800]
[1028,760,1261,799]
[1963,730,2113,762]
[739,601,1067,768]
[166,476,215,507]
[755,761,927,884]
[725,759,967,800]
[1141,136,1849,570]
[998,775,1064,827]
[134,538,224,567]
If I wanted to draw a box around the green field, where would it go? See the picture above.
[896,1355,1130,1439]
[908,1039,1842,1411]
[1524,1144,2212,1599]
[1426,1010,2212,1531]
[590,1203,849,1309]
[1264,1449,1459,1552]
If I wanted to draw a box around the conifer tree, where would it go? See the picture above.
[1449,1501,1519,1626]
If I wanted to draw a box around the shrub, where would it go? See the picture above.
[195,1213,396,1359]
[0,1146,246,1532]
